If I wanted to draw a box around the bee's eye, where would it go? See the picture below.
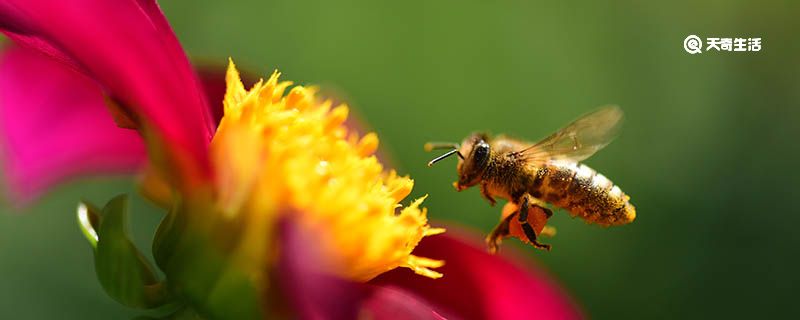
[473,141,490,165]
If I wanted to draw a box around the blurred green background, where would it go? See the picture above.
[2,0,799,319]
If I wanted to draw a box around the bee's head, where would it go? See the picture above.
[455,133,491,190]
[425,133,491,191]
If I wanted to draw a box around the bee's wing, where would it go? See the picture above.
[520,105,623,164]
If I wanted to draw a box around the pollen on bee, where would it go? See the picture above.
[500,202,549,244]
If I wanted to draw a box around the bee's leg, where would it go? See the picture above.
[542,205,553,218]
[486,212,516,254]
[528,197,553,218]
[517,195,552,251]
[529,200,554,218]
[480,182,497,206]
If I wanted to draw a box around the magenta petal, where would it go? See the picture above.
[371,230,583,320]
[277,217,443,320]
[0,0,215,183]
[0,45,146,202]
[360,285,445,320]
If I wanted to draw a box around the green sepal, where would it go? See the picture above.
[152,194,264,319]
[79,194,172,309]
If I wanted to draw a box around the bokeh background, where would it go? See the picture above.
[2,0,799,319]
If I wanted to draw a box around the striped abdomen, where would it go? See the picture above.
[529,161,636,226]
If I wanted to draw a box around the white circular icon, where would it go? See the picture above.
[684,35,703,54]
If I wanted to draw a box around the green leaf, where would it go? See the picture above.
[87,194,172,309]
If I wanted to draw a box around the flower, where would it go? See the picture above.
[211,61,445,281]
[0,0,214,198]
[0,0,581,319]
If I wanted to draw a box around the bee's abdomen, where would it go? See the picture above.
[529,162,636,226]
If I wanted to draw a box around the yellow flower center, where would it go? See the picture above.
[210,60,444,281]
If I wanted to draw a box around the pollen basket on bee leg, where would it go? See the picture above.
[499,202,549,245]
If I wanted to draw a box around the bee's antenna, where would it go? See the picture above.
[427,149,463,167]
[424,142,459,152]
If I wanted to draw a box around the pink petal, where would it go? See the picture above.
[370,229,583,320]
[277,217,444,320]
[360,285,446,320]
[0,45,146,202]
[0,0,215,185]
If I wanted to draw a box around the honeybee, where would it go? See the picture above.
[425,106,636,253]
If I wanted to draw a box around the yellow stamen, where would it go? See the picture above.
[210,59,444,281]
